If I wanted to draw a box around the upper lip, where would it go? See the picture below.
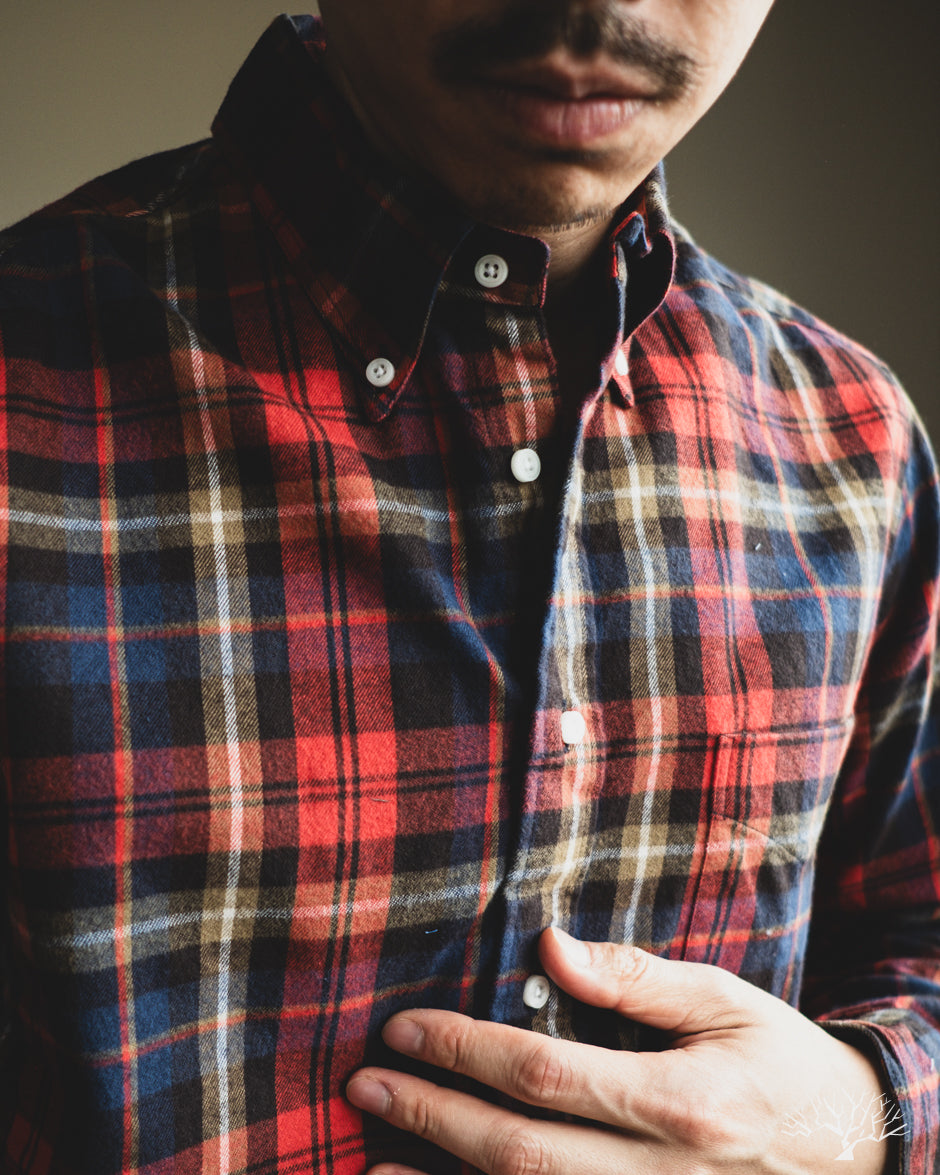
[473,60,655,101]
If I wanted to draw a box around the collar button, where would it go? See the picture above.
[475,254,509,289]
[366,358,396,388]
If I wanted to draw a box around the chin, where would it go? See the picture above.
[431,139,644,236]
[459,179,624,237]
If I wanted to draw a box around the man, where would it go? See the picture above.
[0,2,937,1173]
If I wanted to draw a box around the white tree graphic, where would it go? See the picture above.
[781,1089,908,1161]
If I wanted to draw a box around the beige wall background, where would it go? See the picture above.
[2,2,937,439]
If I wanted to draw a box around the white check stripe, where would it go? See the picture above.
[506,312,539,448]
[546,451,592,1036]
[616,411,664,943]
[0,497,528,533]
[165,211,244,1173]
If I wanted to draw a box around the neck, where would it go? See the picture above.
[540,223,615,410]
[540,211,616,297]
[541,213,615,341]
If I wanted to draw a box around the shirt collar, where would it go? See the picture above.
[211,15,675,419]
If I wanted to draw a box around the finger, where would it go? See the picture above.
[347,1067,644,1174]
[373,1008,674,1134]
[538,928,769,1038]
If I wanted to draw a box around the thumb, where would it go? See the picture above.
[538,927,766,1037]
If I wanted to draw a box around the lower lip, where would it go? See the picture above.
[483,84,647,147]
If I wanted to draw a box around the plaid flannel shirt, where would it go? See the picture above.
[1,14,938,1175]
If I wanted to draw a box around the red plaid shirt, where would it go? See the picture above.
[1,15,938,1175]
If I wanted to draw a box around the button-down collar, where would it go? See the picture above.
[210,16,472,420]
[211,15,676,420]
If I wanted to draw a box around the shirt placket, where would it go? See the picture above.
[486,264,633,1032]
[488,405,603,1028]
[481,289,634,1034]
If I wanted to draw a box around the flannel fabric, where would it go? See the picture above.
[1,14,938,1175]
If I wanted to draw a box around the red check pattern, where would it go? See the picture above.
[1,15,938,1175]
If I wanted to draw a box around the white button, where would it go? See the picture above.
[366,358,395,388]
[510,448,541,484]
[474,254,509,289]
[522,974,550,1010]
[560,709,587,746]
[614,350,629,376]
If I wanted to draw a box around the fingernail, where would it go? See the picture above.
[383,1015,425,1056]
[347,1075,392,1117]
[553,927,591,967]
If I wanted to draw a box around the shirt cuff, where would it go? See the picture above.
[818,1018,940,1175]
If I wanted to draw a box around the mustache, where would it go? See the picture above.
[432,0,698,100]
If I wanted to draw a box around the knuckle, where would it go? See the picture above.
[397,1090,441,1144]
[611,942,652,986]
[695,963,737,1009]
[512,1040,572,1105]
[489,1124,554,1175]
[436,1018,473,1072]
[659,1088,738,1150]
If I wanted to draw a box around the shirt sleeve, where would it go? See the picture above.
[801,410,940,1175]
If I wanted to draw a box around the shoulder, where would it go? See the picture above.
[0,139,227,420]
[1,140,216,241]
[0,139,216,281]
[0,139,223,383]
[661,222,923,453]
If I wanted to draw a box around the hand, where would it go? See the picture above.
[346,928,895,1174]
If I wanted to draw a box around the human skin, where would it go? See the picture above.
[347,930,891,1174]
[317,0,781,401]
[317,0,776,286]
[318,2,893,1171]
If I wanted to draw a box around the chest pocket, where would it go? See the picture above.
[681,717,855,1002]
